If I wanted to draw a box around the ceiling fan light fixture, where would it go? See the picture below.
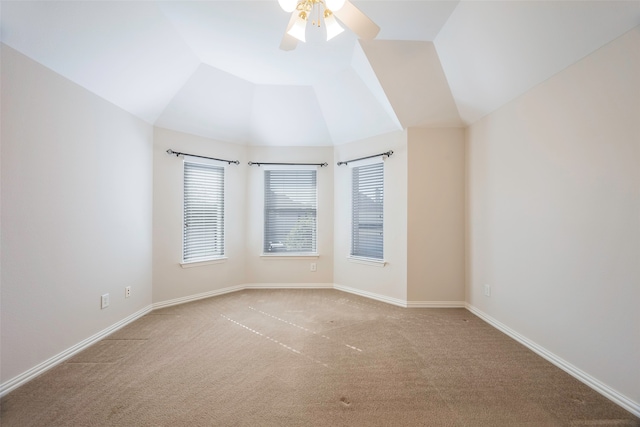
[278,0,298,12]
[324,10,344,41]
[325,0,346,12]
[287,11,308,42]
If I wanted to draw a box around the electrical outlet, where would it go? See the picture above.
[483,284,491,297]
[310,262,317,272]
[101,293,110,309]
[125,286,131,298]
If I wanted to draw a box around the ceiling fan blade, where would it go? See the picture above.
[334,0,380,40]
[280,12,299,51]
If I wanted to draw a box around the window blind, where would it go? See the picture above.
[183,161,225,263]
[351,162,383,260]
[264,169,317,254]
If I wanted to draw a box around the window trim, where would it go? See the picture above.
[180,257,228,269]
[349,158,385,263]
[347,255,387,267]
[262,165,319,257]
[181,156,227,265]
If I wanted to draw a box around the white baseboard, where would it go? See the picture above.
[333,283,407,307]
[465,303,640,418]
[406,300,466,308]
[152,283,334,310]
[0,304,152,397]
[152,284,245,310]
[244,283,334,290]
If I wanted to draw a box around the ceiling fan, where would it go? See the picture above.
[278,0,380,51]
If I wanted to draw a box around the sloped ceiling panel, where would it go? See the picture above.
[3,1,637,145]
[249,85,332,146]
[313,68,403,145]
[361,40,462,128]
[0,1,201,123]
[157,0,359,86]
[351,42,402,130]
[156,65,255,144]
[356,1,460,41]
[435,0,640,125]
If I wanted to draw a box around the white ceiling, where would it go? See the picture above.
[1,1,638,146]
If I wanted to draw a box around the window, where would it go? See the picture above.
[351,162,383,260]
[183,161,225,263]
[264,168,317,255]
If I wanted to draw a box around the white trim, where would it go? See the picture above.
[152,284,245,310]
[465,303,640,418]
[262,167,319,256]
[244,282,333,289]
[260,254,319,260]
[0,304,152,397]
[180,257,228,268]
[333,283,406,307]
[347,256,386,267]
[182,159,227,262]
[349,161,385,261]
[406,301,466,308]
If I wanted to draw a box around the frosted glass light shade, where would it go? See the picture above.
[278,0,298,12]
[287,14,307,42]
[325,0,346,12]
[324,14,344,41]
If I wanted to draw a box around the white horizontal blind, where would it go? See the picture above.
[264,169,317,254]
[183,161,225,263]
[351,162,383,259]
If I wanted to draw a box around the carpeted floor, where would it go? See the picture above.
[2,289,638,426]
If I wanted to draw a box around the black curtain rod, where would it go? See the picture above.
[166,149,240,165]
[337,150,394,166]
[248,161,328,167]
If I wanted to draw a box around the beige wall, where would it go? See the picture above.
[1,45,153,383]
[333,131,408,304]
[466,27,640,404]
[152,132,335,304]
[245,146,334,285]
[152,128,248,303]
[407,128,465,305]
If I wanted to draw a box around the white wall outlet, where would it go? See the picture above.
[125,286,131,298]
[101,293,110,309]
[310,262,317,272]
[483,284,491,297]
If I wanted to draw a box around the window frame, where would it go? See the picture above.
[349,159,385,263]
[181,157,227,267]
[262,165,319,257]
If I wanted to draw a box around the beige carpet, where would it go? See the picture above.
[2,289,638,426]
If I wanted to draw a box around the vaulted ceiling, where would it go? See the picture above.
[1,1,638,146]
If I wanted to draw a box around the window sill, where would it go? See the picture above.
[260,254,319,260]
[347,256,387,267]
[180,257,228,268]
